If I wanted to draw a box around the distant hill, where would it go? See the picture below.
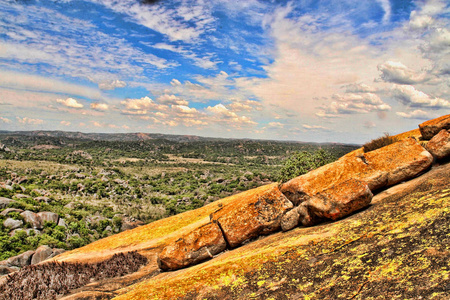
[0,130,358,145]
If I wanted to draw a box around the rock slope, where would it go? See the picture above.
[0,114,449,300]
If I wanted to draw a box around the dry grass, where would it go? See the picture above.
[363,133,399,153]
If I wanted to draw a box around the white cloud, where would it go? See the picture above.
[345,83,377,93]
[17,117,44,125]
[0,70,103,101]
[0,117,11,123]
[171,105,198,115]
[391,85,450,108]
[318,93,391,117]
[409,11,434,30]
[375,0,391,24]
[228,100,262,112]
[151,42,219,69]
[60,121,71,126]
[302,124,329,131]
[267,122,284,129]
[121,96,157,110]
[90,103,109,111]
[396,109,431,119]
[56,98,84,108]
[206,104,256,127]
[93,0,215,42]
[156,94,188,106]
[98,80,126,90]
[378,61,429,84]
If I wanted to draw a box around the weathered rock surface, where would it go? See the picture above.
[0,197,15,209]
[0,208,23,216]
[58,218,67,228]
[5,250,35,268]
[31,245,53,265]
[362,138,433,189]
[280,138,432,204]
[3,218,23,230]
[281,203,320,231]
[419,114,450,140]
[20,210,43,229]
[37,211,59,224]
[0,265,18,275]
[159,222,226,271]
[306,179,372,221]
[34,196,50,203]
[211,183,293,248]
[426,129,450,160]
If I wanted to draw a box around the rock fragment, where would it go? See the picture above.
[159,222,226,270]
[419,114,450,140]
[426,129,450,160]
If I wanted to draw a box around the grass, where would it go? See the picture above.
[363,133,399,153]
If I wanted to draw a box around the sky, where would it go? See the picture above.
[0,0,449,144]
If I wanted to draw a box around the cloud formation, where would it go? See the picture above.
[378,61,429,85]
[391,85,450,109]
[56,98,84,108]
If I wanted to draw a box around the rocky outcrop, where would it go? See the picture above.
[31,245,54,265]
[0,208,23,216]
[37,212,59,224]
[305,179,372,221]
[20,210,43,229]
[0,197,15,209]
[280,138,432,204]
[5,250,35,268]
[211,184,293,248]
[281,179,372,231]
[0,246,66,275]
[3,218,23,230]
[159,222,226,271]
[426,129,450,160]
[419,114,450,140]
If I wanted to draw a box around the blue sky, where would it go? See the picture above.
[0,0,449,143]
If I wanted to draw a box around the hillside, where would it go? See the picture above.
[0,115,449,299]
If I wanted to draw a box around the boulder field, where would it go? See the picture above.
[1,114,449,300]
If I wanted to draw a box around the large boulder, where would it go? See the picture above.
[305,179,372,221]
[211,184,293,248]
[159,222,226,271]
[3,218,23,230]
[280,138,432,203]
[31,245,53,265]
[20,210,43,229]
[362,138,433,189]
[6,250,35,267]
[426,129,450,160]
[281,179,372,231]
[0,197,15,209]
[419,114,450,140]
[37,211,59,224]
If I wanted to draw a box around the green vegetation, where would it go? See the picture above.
[0,131,357,261]
[278,149,337,182]
[363,133,398,153]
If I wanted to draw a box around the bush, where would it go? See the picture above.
[278,149,336,182]
[363,133,398,153]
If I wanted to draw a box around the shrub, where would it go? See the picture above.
[278,149,336,182]
[363,133,398,153]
